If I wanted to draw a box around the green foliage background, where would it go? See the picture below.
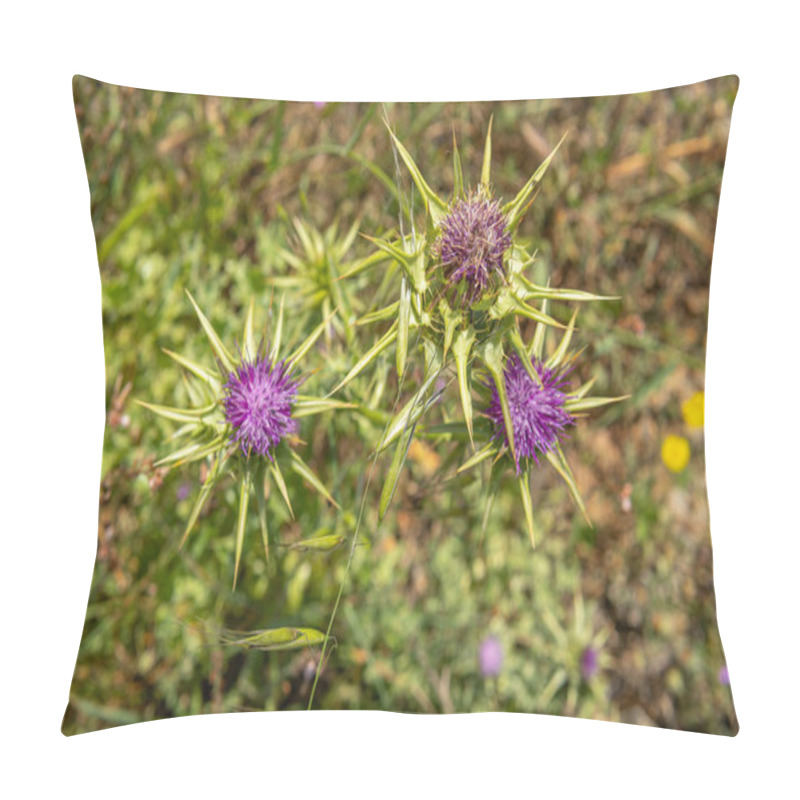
[63,76,738,734]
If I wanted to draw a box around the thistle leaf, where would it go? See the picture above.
[545,448,590,526]
[565,395,629,413]
[180,453,224,548]
[287,312,335,367]
[547,308,579,369]
[397,276,411,377]
[330,322,398,396]
[155,434,226,467]
[293,396,357,418]
[481,115,493,190]
[162,348,221,393]
[243,298,256,360]
[356,301,399,326]
[219,627,327,652]
[480,338,516,467]
[503,132,567,231]
[269,294,286,362]
[530,297,549,360]
[185,290,236,374]
[387,127,448,224]
[379,423,415,520]
[135,400,218,425]
[518,467,537,548]
[452,130,464,197]
[507,326,542,387]
[457,441,499,473]
[232,470,251,591]
[289,451,339,508]
[453,328,476,447]
[269,460,294,519]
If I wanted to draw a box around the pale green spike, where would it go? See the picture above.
[269,460,294,519]
[269,295,285,362]
[379,423,415,520]
[292,396,357,418]
[254,464,269,562]
[481,115,493,190]
[547,308,579,369]
[289,451,339,508]
[135,400,218,425]
[179,453,224,548]
[185,290,236,374]
[503,131,568,230]
[287,310,336,367]
[565,395,630,413]
[457,441,499,474]
[232,470,251,591]
[518,467,537,548]
[387,127,448,224]
[397,276,411,377]
[162,348,221,393]
[507,326,542,387]
[452,328,476,447]
[545,449,591,527]
[452,129,464,197]
[329,322,398,396]
[530,297,549,360]
[243,298,256,360]
[219,627,326,652]
[481,337,516,467]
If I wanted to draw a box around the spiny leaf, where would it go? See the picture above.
[155,435,226,468]
[135,400,218,425]
[330,322,398,396]
[530,297,549,360]
[481,115,493,190]
[397,276,411,377]
[219,627,327,652]
[503,132,567,230]
[289,451,339,508]
[293,396,357,418]
[547,308,579,369]
[232,470,251,591]
[518,467,537,548]
[269,294,286,362]
[269,460,294,519]
[162,348,221,393]
[565,395,629,413]
[545,448,590,526]
[453,328,476,447]
[457,441,499,473]
[480,337,516,467]
[243,298,256,360]
[452,130,464,197]
[387,127,448,224]
[185,290,236,374]
[379,423,415,520]
[180,453,224,548]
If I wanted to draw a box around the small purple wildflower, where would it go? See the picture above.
[176,483,191,502]
[486,354,575,474]
[718,665,730,686]
[479,635,503,677]
[580,646,599,680]
[222,354,300,459]
[436,192,512,305]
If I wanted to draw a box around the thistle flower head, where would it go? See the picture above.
[223,353,300,458]
[436,192,512,305]
[478,635,504,678]
[486,354,575,474]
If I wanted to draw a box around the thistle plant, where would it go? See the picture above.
[138,290,350,588]
[335,120,626,542]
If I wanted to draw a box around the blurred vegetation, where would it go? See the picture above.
[64,75,738,735]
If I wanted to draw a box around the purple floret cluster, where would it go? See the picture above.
[437,193,512,305]
[486,354,575,474]
[223,354,300,458]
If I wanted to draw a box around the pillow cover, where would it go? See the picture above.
[64,75,738,735]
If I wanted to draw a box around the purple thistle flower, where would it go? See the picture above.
[580,646,599,680]
[222,354,300,459]
[486,354,575,474]
[436,192,512,305]
[479,635,503,677]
